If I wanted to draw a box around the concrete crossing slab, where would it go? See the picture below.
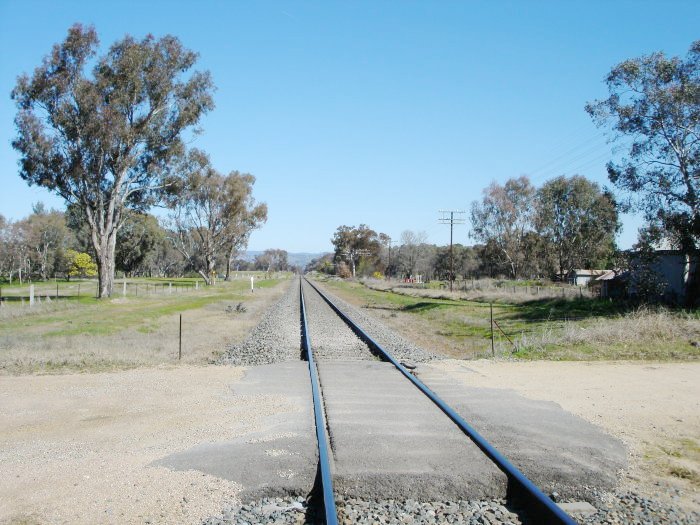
[415,363,627,500]
[154,362,317,500]
[318,360,508,500]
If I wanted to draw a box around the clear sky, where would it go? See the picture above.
[1,1,698,253]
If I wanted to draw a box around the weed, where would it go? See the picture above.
[669,466,700,484]
[226,302,247,314]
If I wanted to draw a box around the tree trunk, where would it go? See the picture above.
[684,251,699,308]
[198,253,216,285]
[224,245,235,281]
[198,269,211,285]
[94,230,118,298]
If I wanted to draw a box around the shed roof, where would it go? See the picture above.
[570,269,609,277]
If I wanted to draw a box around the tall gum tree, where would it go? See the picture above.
[586,41,700,305]
[469,176,535,279]
[168,149,267,284]
[11,24,214,297]
[535,175,619,279]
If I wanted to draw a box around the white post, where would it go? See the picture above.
[123,281,127,297]
[29,285,35,306]
[195,281,199,290]
[169,282,172,294]
[250,275,254,293]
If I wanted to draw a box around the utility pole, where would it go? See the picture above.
[384,238,398,280]
[439,210,465,292]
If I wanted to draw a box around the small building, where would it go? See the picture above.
[595,270,627,299]
[567,269,609,287]
[596,250,698,305]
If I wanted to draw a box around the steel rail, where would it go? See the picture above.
[304,277,576,525]
[299,279,339,525]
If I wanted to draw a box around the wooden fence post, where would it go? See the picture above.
[490,302,495,358]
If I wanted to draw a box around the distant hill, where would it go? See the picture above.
[243,251,328,269]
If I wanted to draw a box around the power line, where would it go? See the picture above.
[527,133,607,177]
[529,139,610,182]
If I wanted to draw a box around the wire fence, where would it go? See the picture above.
[483,305,618,357]
[0,279,203,307]
[431,279,596,299]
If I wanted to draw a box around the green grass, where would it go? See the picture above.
[317,278,700,361]
[0,275,292,375]
[0,278,278,338]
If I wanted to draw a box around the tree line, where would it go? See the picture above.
[0,203,290,284]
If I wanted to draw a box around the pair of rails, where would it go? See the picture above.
[299,278,576,525]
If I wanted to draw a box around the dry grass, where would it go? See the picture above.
[0,278,291,375]
[362,278,591,304]
[516,308,700,360]
[319,278,700,361]
[522,308,700,345]
[0,298,79,321]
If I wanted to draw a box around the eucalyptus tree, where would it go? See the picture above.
[254,249,289,273]
[331,224,383,278]
[11,24,214,297]
[24,204,69,280]
[586,41,700,304]
[469,176,536,279]
[536,175,619,279]
[397,230,426,278]
[168,149,267,284]
[115,212,162,276]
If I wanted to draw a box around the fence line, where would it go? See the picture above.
[0,279,205,308]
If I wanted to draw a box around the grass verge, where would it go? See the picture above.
[314,276,700,361]
[0,276,291,375]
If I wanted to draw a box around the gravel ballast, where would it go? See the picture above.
[220,280,301,366]
[307,279,438,364]
[203,491,700,524]
[220,277,438,366]
[202,496,525,525]
[302,279,379,360]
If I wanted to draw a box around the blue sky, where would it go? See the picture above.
[1,1,698,253]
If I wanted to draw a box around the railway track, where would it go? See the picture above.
[299,277,577,525]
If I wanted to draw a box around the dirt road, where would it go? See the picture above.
[0,366,300,524]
